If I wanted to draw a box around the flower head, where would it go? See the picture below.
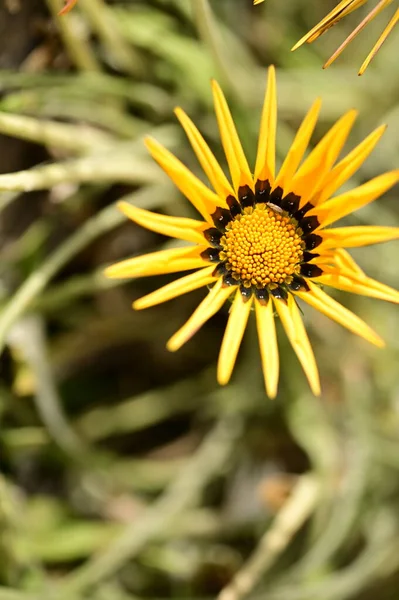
[291,0,399,75]
[105,66,399,398]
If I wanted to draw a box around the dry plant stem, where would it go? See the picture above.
[0,150,159,192]
[192,0,243,99]
[0,185,160,355]
[0,112,114,155]
[46,0,100,72]
[217,475,320,600]
[79,0,142,76]
[58,415,243,596]
[8,316,86,459]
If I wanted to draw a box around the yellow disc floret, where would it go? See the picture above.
[220,204,304,288]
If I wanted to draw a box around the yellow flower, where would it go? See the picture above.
[105,67,399,398]
[289,0,399,75]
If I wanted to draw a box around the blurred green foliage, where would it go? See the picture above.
[0,1,399,599]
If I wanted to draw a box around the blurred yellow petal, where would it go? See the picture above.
[211,80,253,191]
[323,0,394,70]
[217,291,253,385]
[292,0,397,74]
[133,266,216,310]
[104,246,204,279]
[292,0,368,50]
[175,108,234,200]
[145,137,219,222]
[275,98,322,191]
[274,295,321,396]
[254,66,277,184]
[117,201,206,245]
[359,7,399,74]
[296,282,385,348]
[316,170,399,226]
[167,280,235,352]
[255,299,279,399]
[59,0,78,15]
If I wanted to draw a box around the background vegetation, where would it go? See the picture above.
[0,1,399,599]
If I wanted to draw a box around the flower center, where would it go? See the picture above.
[219,204,304,288]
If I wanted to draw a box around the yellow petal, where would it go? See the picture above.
[333,248,364,275]
[291,110,358,205]
[133,266,216,310]
[318,271,399,304]
[359,6,399,75]
[211,80,253,192]
[117,201,206,245]
[254,66,277,184]
[296,282,385,348]
[314,125,386,205]
[167,280,235,352]
[255,299,279,399]
[217,291,253,385]
[274,295,320,396]
[292,0,368,50]
[104,246,204,279]
[145,137,219,222]
[315,170,399,227]
[321,225,399,248]
[174,108,234,200]
[275,98,322,191]
[322,0,394,70]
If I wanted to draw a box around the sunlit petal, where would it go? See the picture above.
[255,66,277,184]
[167,280,235,352]
[296,282,385,348]
[274,295,321,396]
[134,266,216,310]
[118,201,206,245]
[255,299,279,399]
[212,81,253,191]
[217,291,253,385]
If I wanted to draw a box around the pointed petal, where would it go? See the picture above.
[211,80,253,192]
[321,225,399,248]
[291,110,358,204]
[323,0,394,70]
[254,66,277,184]
[117,201,206,245]
[167,280,235,351]
[255,299,279,399]
[104,246,205,279]
[275,98,322,191]
[133,266,216,310]
[318,271,399,304]
[217,291,252,385]
[145,137,220,222]
[291,0,368,50]
[314,125,386,205]
[174,108,234,200]
[359,7,399,75]
[315,170,399,227]
[274,295,320,396]
[333,248,364,275]
[296,282,385,348]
